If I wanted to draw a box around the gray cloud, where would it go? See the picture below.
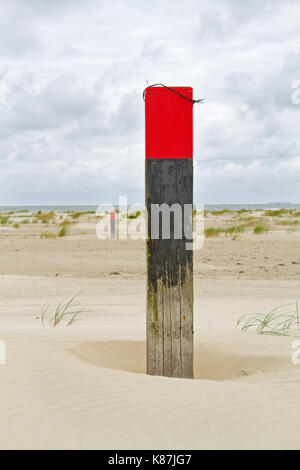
[1,0,300,204]
[2,74,96,131]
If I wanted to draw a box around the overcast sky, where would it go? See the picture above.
[0,0,300,205]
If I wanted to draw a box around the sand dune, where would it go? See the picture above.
[1,318,300,450]
[1,212,300,449]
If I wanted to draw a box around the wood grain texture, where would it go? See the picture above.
[146,158,194,378]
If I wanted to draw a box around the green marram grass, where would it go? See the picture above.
[127,210,141,219]
[0,216,9,225]
[70,211,95,219]
[59,218,72,227]
[275,219,299,226]
[40,232,57,239]
[225,225,245,237]
[253,225,269,234]
[58,226,68,237]
[236,303,300,336]
[204,227,224,237]
[239,216,260,227]
[263,208,289,217]
[36,210,55,220]
[41,295,86,328]
[211,209,232,216]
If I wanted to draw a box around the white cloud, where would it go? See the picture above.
[0,0,300,204]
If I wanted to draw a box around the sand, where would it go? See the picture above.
[1,210,300,449]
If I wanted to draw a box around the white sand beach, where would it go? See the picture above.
[0,210,300,449]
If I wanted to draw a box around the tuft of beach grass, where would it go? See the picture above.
[264,208,289,217]
[204,227,224,237]
[41,295,86,328]
[253,225,269,234]
[40,232,57,239]
[0,216,9,225]
[59,218,72,227]
[236,303,300,336]
[58,226,68,237]
[211,209,231,216]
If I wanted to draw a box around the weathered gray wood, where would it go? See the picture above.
[146,158,194,378]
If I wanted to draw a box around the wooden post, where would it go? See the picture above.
[145,86,194,379]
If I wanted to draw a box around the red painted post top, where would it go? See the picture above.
[145,86,193,159]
